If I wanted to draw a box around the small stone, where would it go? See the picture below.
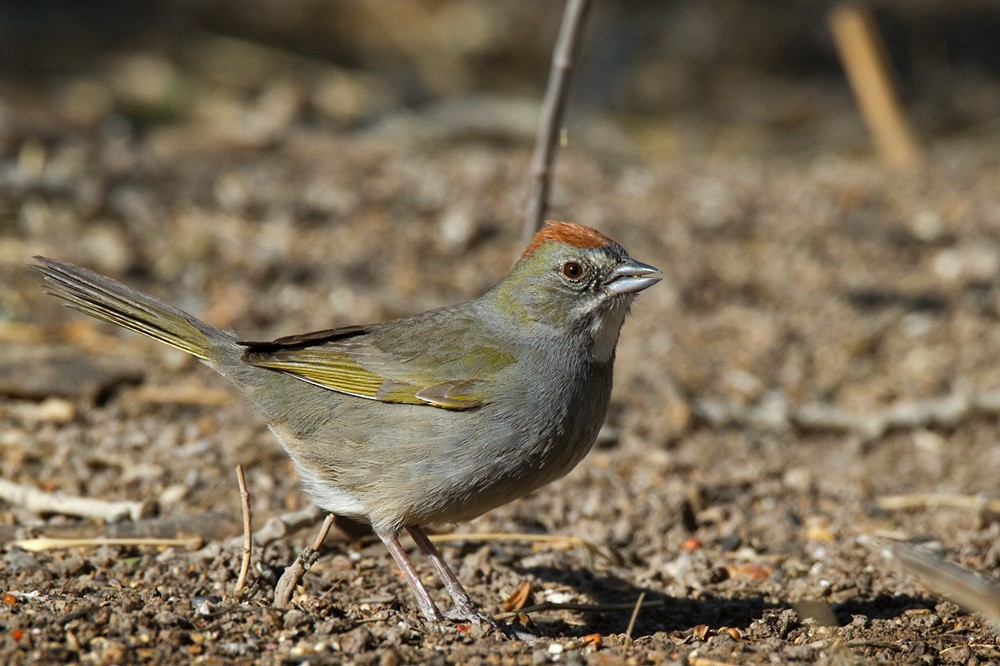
[933,246,1000,284]
[283,609,308,629]
[908,211,943,241]
[438,209,478,253]
[340,626,371,654]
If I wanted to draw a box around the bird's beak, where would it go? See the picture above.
[605,258,661,295]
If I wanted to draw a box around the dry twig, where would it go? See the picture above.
[233,465,253,596]
[624,590,645,646]
[521,0,592,243]
[0,478,155,522]
[494,598,665,621]
[273,513,336,608]
[828,4,921,169]
[425,530,612,563]
[0,512,235,545]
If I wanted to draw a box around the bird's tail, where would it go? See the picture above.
[33,256,236,362]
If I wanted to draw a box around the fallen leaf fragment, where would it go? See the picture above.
[501,580,533,612]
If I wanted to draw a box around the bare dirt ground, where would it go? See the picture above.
[3,9,1000,664]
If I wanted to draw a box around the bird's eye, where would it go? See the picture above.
[561,261,585,280]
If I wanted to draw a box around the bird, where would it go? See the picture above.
[34,220,660,637]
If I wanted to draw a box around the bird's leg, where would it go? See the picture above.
[407,526,537,641]
[375,527,445,624]
[405,525,485,622]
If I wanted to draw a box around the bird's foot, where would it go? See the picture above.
[415,601,447,626]
[443,604,537,642]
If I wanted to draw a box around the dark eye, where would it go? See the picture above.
[561,261,585,280]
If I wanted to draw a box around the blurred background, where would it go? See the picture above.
[2,0,1000,160]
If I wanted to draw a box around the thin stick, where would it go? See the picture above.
[521,0,592,244]
[273,513,336,608]
[494,597,664,621]
[0,477,155,522]
[828,3,921,169]
[425,531,612,562]
[233,465,253,594]
[624,591,645,645]
[13,536,202,552]
[4,511,235,543]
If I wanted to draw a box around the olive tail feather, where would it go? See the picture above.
[33,257,233,361]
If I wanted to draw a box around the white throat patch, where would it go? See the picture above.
[589,300,629,363]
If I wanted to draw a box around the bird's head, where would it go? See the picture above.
[489,221,660,360]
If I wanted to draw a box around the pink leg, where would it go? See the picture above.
[375,527,444,623]
[407,525,537,642]
[406,525,484,621]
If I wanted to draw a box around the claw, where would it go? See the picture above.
[442,605,537,642]
[442,603,485,623]
[385,525,539,641]
[493,621,539,643]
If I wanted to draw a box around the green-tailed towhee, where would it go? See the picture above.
[34,220,659,636]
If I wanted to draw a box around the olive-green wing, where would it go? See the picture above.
[239,325,510,410]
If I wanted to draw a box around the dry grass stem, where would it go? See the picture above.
[827,4,921,169]
[624,590,645,646]
[14,536,203,552]
[425,531,612,562]
[0,512,235,543]
[494,597,664,621]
